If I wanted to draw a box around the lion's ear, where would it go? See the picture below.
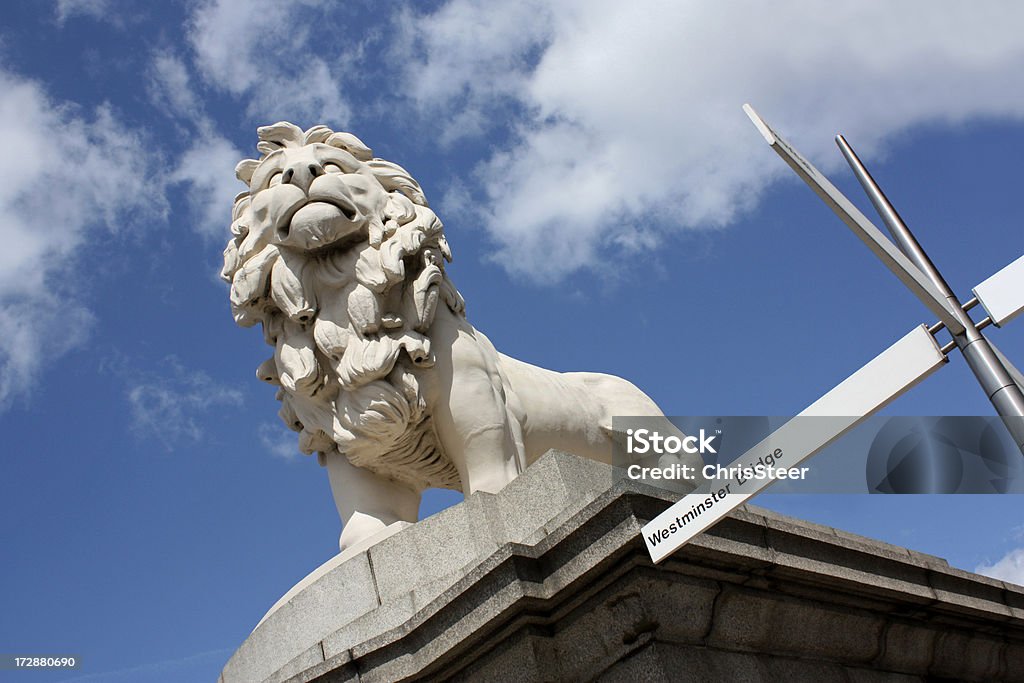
[326,132,373,161]
[235,159,259,185]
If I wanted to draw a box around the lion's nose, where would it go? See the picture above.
[281,160,325,194]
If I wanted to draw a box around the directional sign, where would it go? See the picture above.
[973,254,1024,328]
[742,104,965,336]
[642,325,947,563]
[643,105,1024,565]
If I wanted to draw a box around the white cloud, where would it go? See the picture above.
[171,134,247,239]
[0,68,166,409]
[397,1,1024,282]
[55,0,111,24]
[127,358,243,449]
[187,0,350,125]
[394,1,553,144]
[148,51,202,122]
[147,50,247,239]
[976,547,1024,587]
[258,423,301,461]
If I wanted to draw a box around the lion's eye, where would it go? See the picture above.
[268,171,283,187]
[323,163,343,174]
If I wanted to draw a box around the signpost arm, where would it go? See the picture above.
[642,325,947,563]
[974,255,1024,328]
[742,104,964,335]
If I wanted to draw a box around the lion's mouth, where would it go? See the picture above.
[276,197,359,247]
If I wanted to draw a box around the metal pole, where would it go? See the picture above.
[836,135,1024,452]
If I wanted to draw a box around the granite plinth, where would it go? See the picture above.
[222,450,1024,683]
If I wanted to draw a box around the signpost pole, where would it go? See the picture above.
[835,135,1024,451]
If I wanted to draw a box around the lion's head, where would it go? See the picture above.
[221,123,464,491]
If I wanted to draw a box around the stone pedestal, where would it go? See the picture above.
[222,451,1024,682]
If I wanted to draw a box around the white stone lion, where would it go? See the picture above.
[222,123,699,552]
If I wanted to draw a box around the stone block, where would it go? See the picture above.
[494,450,611,546]
[548,589,655,679]
[929,568,1014,621]
[843,669,922,683]
[367,498,498,606]
[762,520,937,605]
[1003,637,1024,682]
[321,592,416,660]
[221,552,376,683]
[929,630,1004,681]
[284,651,358,683]
[268,642,326,683]
[686,515,775,569]
[761,657,849,682]
[635,573,720,645]
[622,643,768,683]
[594,643,671,683]
[708,586,884,663]
[874,621,936,673]
[450,631,558,682]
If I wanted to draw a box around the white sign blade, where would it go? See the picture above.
[742,104,964,336]
[642,324,947,564]
[973,254,1024,328]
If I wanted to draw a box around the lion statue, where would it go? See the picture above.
[221,122,700,552]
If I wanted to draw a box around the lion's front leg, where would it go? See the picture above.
[434,366,523,494]
[323,450,421,552]
[423,321,524,495]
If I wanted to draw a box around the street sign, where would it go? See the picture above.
[742,104,965,335]
[641,105,1024,566]
[973,254,1024,328]
[643,325,947,563]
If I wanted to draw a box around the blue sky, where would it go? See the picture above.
[2,1,1024,681]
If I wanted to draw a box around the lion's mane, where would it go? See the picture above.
[221,123,464,491]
